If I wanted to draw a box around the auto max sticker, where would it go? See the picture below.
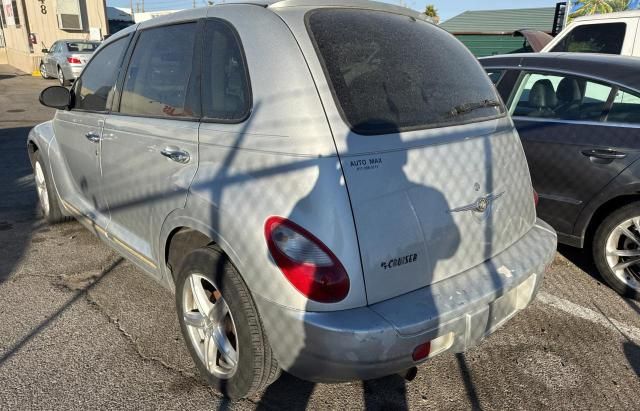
[350,157,382,171]
[380,253,418,270]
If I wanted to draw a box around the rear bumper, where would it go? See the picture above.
[62,64,83,79]
[255,219,556,383]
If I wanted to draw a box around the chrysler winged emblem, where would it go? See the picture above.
[449,192,504,214]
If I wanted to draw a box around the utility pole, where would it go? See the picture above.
[193,0,196,8]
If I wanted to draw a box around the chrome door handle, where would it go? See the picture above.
[160,146,190,164]
[85,132,101,143]
[581,149,627,160]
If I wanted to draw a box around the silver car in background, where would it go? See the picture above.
[40,39,100,86]
[30,0,557,400]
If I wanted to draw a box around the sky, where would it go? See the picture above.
[106,0,561,21]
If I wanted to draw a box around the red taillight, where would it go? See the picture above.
[533,189,539,208]
[412,342,431,361]
[264,216,349,303]
[67,57,81,64]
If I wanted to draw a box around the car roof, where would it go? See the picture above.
[480,52,640,92]
[137,0,429,28]
[572,9,640,21]
[57,39,100,43]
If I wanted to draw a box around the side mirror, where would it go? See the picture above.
[39,86,71,110]
[41,48,49,53]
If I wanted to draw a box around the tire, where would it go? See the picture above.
[40,63,50,79]
[593,202,640,300]
[58,67,70,87]
[33,151,70,224]
[176,245,280,399]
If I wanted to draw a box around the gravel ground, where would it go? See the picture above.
[0,66,638,410]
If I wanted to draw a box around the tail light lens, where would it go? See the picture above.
[264,216,349,303]
[67,57,81,64]
[412,342,431,361]
[533,189,539,208]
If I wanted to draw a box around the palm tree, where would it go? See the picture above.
[424,4,440,24]
[570,0,630,19]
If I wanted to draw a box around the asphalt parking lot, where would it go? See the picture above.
[0,65,639,410]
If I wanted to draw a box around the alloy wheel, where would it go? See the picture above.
[34,161,50,216]
[605,217,640,292]
[182,273,239,379]
[40,63,47,79]
[58,69,64,86]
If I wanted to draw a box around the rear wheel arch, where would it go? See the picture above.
[582,194,640,247]
[165,227,215,282]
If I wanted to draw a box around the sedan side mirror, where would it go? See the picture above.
[41,48,49,53]
[39,86,71,110]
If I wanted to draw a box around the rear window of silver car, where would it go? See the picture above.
[66,42,100,53]
[306,9,504,135]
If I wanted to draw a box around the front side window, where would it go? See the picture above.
[307,9,504,135]
[73,36,130,112]
[119,23,198,118]
[512,72,613,121]
[550,23,626,54]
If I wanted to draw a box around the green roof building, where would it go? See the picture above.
[440,7,557,57]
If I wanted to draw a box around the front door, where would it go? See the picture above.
[100,22,199,268]
[509,71,640,235]
[51,35,132,230]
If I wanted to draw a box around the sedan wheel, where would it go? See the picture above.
[593,203,640,300]
[182,273,239,379]
[40,63,49,79]
[58,68,68,87]
[604,217,640,292]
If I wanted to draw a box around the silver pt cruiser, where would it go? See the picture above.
[30,0,557,399]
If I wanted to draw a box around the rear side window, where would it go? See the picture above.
[550,23,626,54]
[120,23,198,118]
[73,36,130,112]
[512,72,613,121]
[608,89,640,124]
[202,20,251,121]
[306,9,504,135]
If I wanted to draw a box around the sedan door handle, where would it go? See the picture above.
[85,131,101,143]
[581,149,627,160]
[160,146,190,164]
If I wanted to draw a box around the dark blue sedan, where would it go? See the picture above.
[481,53,640,300]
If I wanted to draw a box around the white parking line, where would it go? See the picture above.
[537,292,640,344]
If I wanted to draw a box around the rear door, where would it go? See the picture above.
[100,21,200,268]
[52,35,131,230]
[304,8,537,304]
[508,71,640,235]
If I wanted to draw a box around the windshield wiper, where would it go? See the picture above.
[448,99,501,116]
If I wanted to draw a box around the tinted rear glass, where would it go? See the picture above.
[306,9,504,135]
[66,42,100,52]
